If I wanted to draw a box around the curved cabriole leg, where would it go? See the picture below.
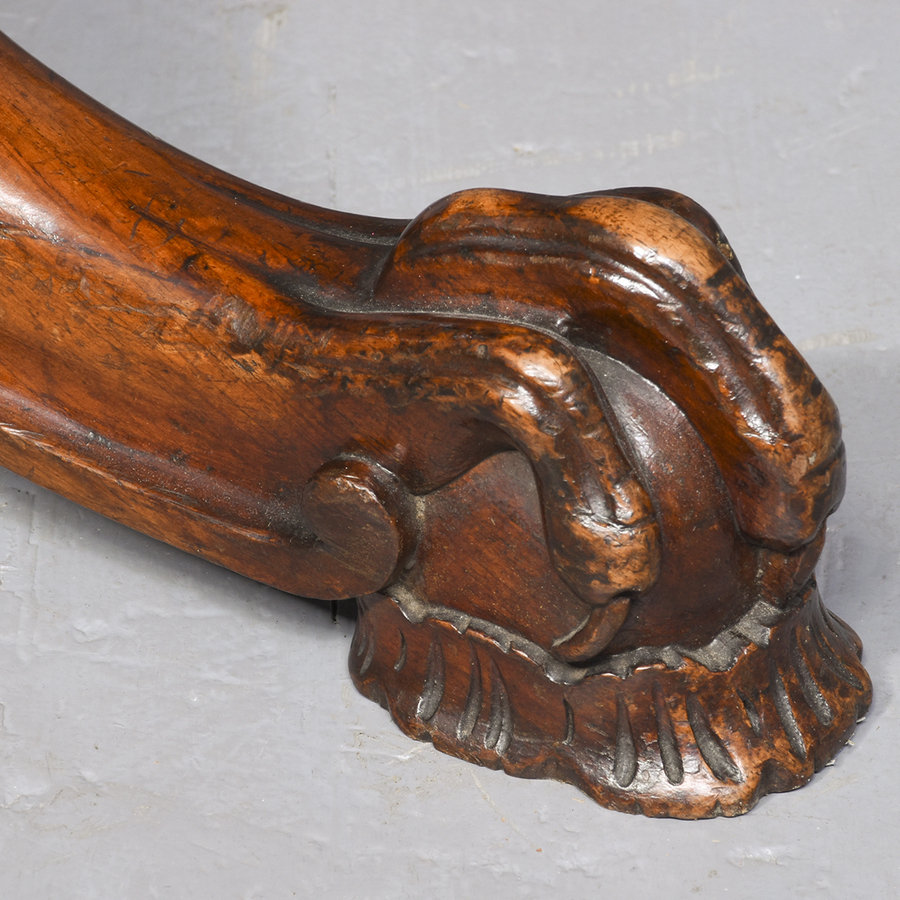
[0,32,871,817]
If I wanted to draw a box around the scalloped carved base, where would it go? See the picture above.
[350,584,871,818]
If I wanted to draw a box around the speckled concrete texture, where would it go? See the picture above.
[0,1,897,896]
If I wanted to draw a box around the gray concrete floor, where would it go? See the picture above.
[0,2,897,896]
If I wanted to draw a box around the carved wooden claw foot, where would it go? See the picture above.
[0,33,871,818]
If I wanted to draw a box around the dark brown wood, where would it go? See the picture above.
[0,32,871,818]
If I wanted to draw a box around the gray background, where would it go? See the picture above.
[0,1,897,896]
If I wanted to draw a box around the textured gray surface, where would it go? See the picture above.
[0,1,897,896]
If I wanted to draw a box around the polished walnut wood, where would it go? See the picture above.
[0,32,871,817]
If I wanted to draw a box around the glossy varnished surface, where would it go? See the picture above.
[2,2,898,895]
[0,26,871,822]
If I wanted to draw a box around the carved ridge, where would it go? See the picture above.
[613,695,638,788]
[686,693,742,783]
[789,627,834,726]
[393,631,408,673]
[417,635,446,722]
[811,605,865,691]
[484,661,513,755]
[562,698,576,747]
[457,645,483,741]
[652,680,684,786]
[768,658,808,762]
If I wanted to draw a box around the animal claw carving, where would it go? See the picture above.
[0,31,871,817]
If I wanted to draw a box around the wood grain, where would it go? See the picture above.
[0,31,870,817]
